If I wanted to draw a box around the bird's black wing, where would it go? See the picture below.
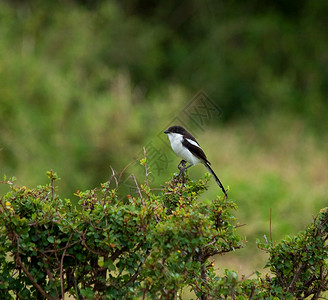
[182,138,211,165]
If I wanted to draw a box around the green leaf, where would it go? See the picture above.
[104,259,116,271]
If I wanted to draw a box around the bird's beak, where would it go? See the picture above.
[164,129,170,134]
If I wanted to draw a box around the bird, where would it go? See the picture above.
[164,125,228,198]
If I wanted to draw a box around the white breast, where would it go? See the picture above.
[167,133,202,165]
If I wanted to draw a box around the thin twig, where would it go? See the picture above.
[14,233,56,300]
[287,262,303,293]
[130,174,144,204]
[235,223,246,228]
[143,147,151,188]
[203,239,217,248]
[242,271,257,281]
[42,240,79,253]
[109,166,119,189]
[44,190,52,201]
[117,159,139,184]
[264,234,268,244]
[43,257,54,282]
[270,208,272,242]
[52,234,60,266]
[60,232,73,300]
[109,246,128,262]
[51,174,55,199]
[123,249,150,287]
[80,233,106,256]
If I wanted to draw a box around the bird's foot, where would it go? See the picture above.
[178,160,187,171]
[178,160,187,181]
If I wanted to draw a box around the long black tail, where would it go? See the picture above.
[204,163,228,198]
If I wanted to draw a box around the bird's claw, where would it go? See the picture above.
[178,160,187,180]
[178,160,187,170]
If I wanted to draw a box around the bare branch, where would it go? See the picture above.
[60,232,73,300]
[130,174,144,204]
[117,159,139,184]
[14,233,56,300]
[80,233,107,256]
[109,166,119,189]
[143,147,151,188]
[287,262,303,294]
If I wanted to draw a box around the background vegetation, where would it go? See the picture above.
[0,0,327,281]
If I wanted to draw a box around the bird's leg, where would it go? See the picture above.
[178,160,193,181]
[178,160,187,178]
[178,160,186,171]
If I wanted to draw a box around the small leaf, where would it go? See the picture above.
[104,259,116,271]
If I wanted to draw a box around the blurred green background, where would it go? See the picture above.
[0,0,327,275]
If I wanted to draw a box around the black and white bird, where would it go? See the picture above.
[164,125,228,198]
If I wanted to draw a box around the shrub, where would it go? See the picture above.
[0,162,327,299]
[258,207,328,299]
[0,165,243,299]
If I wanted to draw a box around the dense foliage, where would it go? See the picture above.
[260,208,328,299]
[0,162,327,299]
[0,166,242,299]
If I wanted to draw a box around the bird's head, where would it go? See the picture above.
[164,125,186,135]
